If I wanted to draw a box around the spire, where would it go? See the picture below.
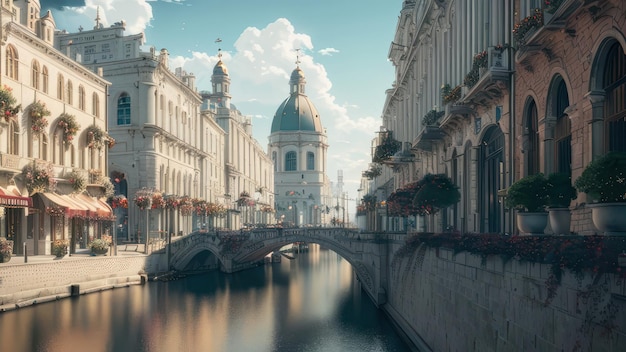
[94,6,102,29]
[295,48,301,68]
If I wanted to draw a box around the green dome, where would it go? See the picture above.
[271,67,322,133]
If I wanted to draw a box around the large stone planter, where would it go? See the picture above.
[0,252,11,263]
[91,247,109,256]
[548,208,571,235]
[516,212,548,235]
[588,202,626,235]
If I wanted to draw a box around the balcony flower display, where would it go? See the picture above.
[110,195,128,209]
[165,195,180,209]
[134,188,154,210]
[237,191,251,207]
[544,0,564,14]
[513,8,543,45]
[412,174,461,215]
[422,109,445,126]
[260,205,275,213]
[373,131,401,163]
[66,170,87,194]
[22,162,56,194]
[473,50,488,68]
[57,113,80,144]
[441,84,462,105]
[387,181,422,217]
[179,196,194,216]
[29,101,50,135]
[362,165,382,180]
[0,86,20,123]
[151,192,166,209]
[194,199,209,216]
[85,124,115,150]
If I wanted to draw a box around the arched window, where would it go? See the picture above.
[554,80,571,174]
[285,151,297,171]
[8,121,19,155]
[66,80,73,105]
[6,45,18,80]
[31,60,40,89]
[92,93,100,118]
[117,93,131,125]
[78,85,85,111]
[603,42,626,152]
[306,152,315,170]
[524,99,539,176]
[57,74,64,100]
[42,66,49,93]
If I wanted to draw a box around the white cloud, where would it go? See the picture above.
[52,0,153,35]
[53,4,376,194]
[318,48,339,56]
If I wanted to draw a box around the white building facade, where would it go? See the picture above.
[0,0,112,255]
[202,57,275,229]
[268,65,332,227]
[57,19,229,237]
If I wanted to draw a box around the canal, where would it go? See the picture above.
[0,244,411,352]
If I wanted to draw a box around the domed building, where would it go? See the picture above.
[269,65,332,227]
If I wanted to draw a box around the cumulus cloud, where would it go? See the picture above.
[318,48,339,56]
[50,3,377,191]
[45,0,153,35]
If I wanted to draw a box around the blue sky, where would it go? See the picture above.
[44,0,401,201]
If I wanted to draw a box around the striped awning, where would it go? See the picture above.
[39,193,114,220]
[0,186,32,208]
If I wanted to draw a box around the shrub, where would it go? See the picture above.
[574,152,626,203]
[505,173,549,212]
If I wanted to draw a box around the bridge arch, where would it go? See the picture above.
[167,228,385,305]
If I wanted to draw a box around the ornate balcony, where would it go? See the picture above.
[515,1,593,64]
[412,125,446,152]
[461,47,512,108]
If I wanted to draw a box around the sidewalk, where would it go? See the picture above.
[3,245,147,266]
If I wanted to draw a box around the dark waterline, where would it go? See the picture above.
[1,245,410,352]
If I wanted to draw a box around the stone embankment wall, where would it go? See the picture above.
[383,245,626,352]
[0,256,156,312]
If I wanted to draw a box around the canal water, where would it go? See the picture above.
[0,244,411,352]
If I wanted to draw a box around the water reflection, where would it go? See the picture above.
[1,245,409,352]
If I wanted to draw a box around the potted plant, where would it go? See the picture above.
[574,151,626,235]
[505,173,549,235]
[546,172,577,235]
[89,238,110,255]
[0,237,12,263]
[52,239,69,258]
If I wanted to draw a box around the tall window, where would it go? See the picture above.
[117,93,131,125]
[306,152,315,170]
[42,66,49,93]
[554,80,571,174]
[92,93,100,117]
[603,42,626,152]
[8,121,19,155]
[31,60,40,89]
[285,151,297,171]
[6,45,18,80]
[78,85,85,111]
[525,99,539,176]
[66,80,73,105]
[57,74,64,100]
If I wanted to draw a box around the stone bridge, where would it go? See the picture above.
[165,227,393,306]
